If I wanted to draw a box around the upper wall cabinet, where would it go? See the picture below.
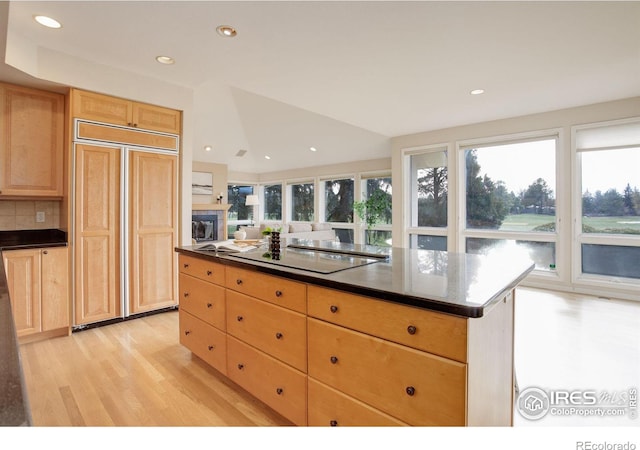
[70,89,182,135]
[0,83,64,198]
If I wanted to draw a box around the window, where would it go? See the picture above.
[406,147,449,250]
[227,184,255,234]
[288,182,314,222]
[360,175,392,246]
[575,119,640,281]
[461,136,557,271]
[322,177,355,244]
[263,184,282,221]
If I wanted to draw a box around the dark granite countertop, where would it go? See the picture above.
[0,229,67,426]
[176,239,535,318]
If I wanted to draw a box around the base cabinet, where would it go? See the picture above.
[177,253,516,427]
[3,246,69,341]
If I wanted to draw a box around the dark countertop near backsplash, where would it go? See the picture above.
[0,229,67,426]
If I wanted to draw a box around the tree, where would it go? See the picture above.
[465,150,509,228]
[522,178,554,214]
[417,167,448,227]
[291,183,314,221]
[325,179,354,222]
[623,183,637,215]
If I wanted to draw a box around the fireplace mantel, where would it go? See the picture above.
[192,203,231,211]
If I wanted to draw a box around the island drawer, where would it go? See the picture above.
[226,290,307,372]
[308,378,407,427]
[225,266,306,313]
[179,310,227,375]
[307,318,466,426]
[179,273,226,331]
[179,254,225,285]
[227,336,307,426]
[308,285,468,362]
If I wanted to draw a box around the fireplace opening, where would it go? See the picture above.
[192,214,218,242]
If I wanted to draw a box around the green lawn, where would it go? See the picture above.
[499,214,640,233]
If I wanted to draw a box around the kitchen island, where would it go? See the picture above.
[175,241,534,426]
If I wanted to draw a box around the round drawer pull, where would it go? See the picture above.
[43,250,48,255]
[330,356,338,364]
[207,270,212,276]
[329,420,338,427]
[236,279,243,285]
[208,345,215,351]
[276,388,283,395]
[275,332,283,340]
[183,263,189,268]
[330,305,338,313]
[237,364,244,370]
[275,290,283,297]
[237,316,243,322]
[184,330,191,336]
[407,325,417,335]
[207,302,213,308]
[183,292,189,298]
[406,386,416,396]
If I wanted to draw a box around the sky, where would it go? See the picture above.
[473,141,639,195]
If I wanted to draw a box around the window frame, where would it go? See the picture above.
[572,117,640,288]
[457,130,562,277]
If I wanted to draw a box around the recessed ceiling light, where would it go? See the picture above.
[309,147,317,152]
[216,25,237,38]
[204,145,212,152]
[264,155,271,160]
[34,15,62,29]
[155,56,175,65]
[470,89,485,95]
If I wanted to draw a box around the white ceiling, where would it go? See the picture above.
[2,1,640,173]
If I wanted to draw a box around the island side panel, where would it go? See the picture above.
[466,290,515,426]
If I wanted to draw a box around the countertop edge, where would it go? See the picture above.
[175,246,535,318]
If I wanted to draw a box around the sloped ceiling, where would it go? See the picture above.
[2,1,640,173]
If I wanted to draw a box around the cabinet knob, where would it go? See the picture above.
[207,302,213,308]
[276,388,283,395]
[406,386,416,396]
[236,279,243,285]
[183,292,189,298]
[237,316,243,322]
[184,330,191,336]
[43,250,48,255]
[330,356,338,364]
[237,364,244,370]
[207,270,212,276]
[275,332,283,340]
[330,305,338,313]
[407,325,417,335]
[275,290,283,297]
[329,420,338,427]
[183,263,189,268]
[208,345,215,351]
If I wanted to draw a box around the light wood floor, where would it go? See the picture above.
[19,287,640,427]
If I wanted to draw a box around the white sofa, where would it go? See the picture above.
[239,222,336,241]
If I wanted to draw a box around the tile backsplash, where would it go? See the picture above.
[0,200,61,230]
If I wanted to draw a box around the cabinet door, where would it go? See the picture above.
[0,83,64,197]
[41,247,69,331]
[2,249,41,336]
[74,144,121,325]
[71,89,132,127]
[133,103,181,134]
[128,151,178,314]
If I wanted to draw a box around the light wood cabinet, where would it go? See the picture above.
[226,290,307,372]
[307,318,467,426]
[179,274,226,331]
[71,89,181,134]
[227,335,307,426]
[0,82,64,197]
[180,310,227,375]
[3,246,69,341]
[73,144,121,325]
[128,151,178,314]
